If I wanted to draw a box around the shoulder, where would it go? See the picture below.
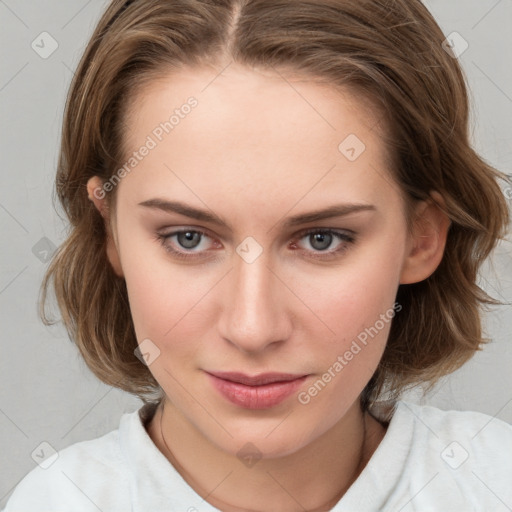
[394,400,512,510]
[3,410,138,512]
[400,399,512,454]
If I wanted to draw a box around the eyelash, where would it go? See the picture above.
[154,227,356,262]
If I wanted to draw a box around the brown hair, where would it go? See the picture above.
[40,0,511,407]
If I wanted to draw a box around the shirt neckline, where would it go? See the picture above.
[119,399,413,511]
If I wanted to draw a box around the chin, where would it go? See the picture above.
[207,416,322,461]
[227,434,309,461]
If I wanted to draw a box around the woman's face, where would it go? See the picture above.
[97,64,417,458]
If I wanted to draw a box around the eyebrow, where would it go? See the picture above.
[138,198,376,230]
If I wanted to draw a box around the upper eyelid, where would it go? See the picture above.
[160,226,354,248]
[159,226,353,237]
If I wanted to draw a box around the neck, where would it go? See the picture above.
[146,398,387,512]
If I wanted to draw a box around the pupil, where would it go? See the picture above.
[311,233,332,251]
[179,231,200,249]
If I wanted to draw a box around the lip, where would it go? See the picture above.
[205,371,308,409]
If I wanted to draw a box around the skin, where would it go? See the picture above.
[87,63,450,511]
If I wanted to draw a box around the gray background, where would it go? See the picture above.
[0,0,511,507]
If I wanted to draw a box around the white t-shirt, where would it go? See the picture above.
[3,400,512,511]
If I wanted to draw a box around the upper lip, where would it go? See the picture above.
[206,371,307,386]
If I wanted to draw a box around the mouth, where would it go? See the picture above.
[205,371,309,409]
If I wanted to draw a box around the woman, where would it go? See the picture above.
[4,0,511,510]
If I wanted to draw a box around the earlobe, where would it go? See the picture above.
[399,191,451,285]
[86,176,125,278]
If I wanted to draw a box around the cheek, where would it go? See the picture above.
[122,258,209,390]
[118,234,183,338]
[295,274,397,424]
[294,245,403,344]
[124,264,202,341]
[292,242,403,406]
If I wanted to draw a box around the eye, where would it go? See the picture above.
[155,227,356,262]
[155,229,217,260]
[291,228,356,260]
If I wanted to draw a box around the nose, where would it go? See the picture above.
[217,249,292,354]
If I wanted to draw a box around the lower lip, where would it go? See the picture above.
[207,374,308,410]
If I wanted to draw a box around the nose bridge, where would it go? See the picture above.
[219,248,289,352]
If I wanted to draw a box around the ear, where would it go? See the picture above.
[399,191,451,284]
[86,176,124,278]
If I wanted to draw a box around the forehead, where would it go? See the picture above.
[118,64,397,215]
